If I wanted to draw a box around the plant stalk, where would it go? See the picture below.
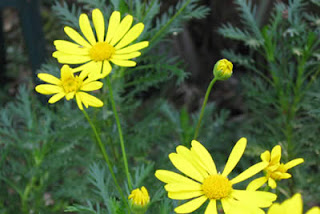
[106,76,132,191]
[81,109,127,204]
[193,77,217,140]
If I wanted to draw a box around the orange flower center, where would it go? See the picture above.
[202,175,232,199]
[89,42,115,61]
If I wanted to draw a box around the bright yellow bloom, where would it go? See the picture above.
[247,145,304,190]
[35,65,103,110]
[155,138,277,214]
[213,58,233,80]
[128,186,150,214]
[53,9,149,78]
[268,193,320,214]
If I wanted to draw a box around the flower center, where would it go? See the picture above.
[62,76,82,93]
[202,175,232,200]
[89,42,115,61]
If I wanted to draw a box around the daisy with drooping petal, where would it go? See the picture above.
[267,193,320,214]
[35,65,103,110]
[155,138,277,214]
[53,9,149,78]
[247,145,304,190]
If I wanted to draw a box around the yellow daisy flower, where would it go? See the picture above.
[35,65,103,110]
[155,138,277,214]
[247,145,304,190]
[53,9,149,78]
[267,193,320,214]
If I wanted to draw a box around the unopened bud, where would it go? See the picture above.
[128,186,150,214]
[213,59,233,80]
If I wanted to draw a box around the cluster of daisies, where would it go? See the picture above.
[36,9,149,110]
[35,8,319,214]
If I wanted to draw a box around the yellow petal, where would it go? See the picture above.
[37,73,61,85]
[106,11,121,43]
[81,81,103,91]
[268,177,277,189]
[79,13,97,45]
[191,140,217,175]
[75,93,84,110]
[231,162,268,184]
[87,61,103,79]
[53,52,91,64]
[110,15,133,46]
[176,145,208,178]
[110,59,136,67]
[168,191,203,200]
[221,197,233,213]
[169,153,205,183]
[164,182,202,192]
[267,203,284,214]
[274,193,303,214]
[246,177,268,191]
[115,23,144,49]
[48,93,65,103]
[92,9,105,42]
[116,41,149,54]
[54,40,89,55]
[222,197,265,214]
[306,207,320,214]
[222,137,247,177]
[155,170,201,185]
[65,92,75,100]
[64,26,91,48]
[279,172,291,179]
[101,60,112,78]
[205,200,217,214]
[284,158,304,170]
[174,195,207,213]
[261,150,271,162]
[232,190,277,207]
[270,145,281,165]
[112,51,141,60]
[35,85,62,95]
[78,92,103,108]
[73,61,99,73]
[61,65,74,81]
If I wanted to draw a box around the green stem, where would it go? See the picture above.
[193,77,217,140]
[106,76,133,190]
[21,176,36,213]
[149,0,192,45]
[81,109,127,204]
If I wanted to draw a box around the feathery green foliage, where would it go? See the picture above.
[219,0,320,203]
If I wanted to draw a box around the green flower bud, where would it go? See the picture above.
[213,59,233,80]
[128,186,150,214]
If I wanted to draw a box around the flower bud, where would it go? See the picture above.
[213,59,233,80]
[128,186,150,214]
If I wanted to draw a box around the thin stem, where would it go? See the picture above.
[21,176,36,213]
[81,109,127,204]
[193,77,218,140]
[106,76,132,190]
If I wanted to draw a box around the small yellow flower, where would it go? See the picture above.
[128,186,150,214]
[155,138,277,214]
[53,9,149,78]
[213,59,233,80]
[267,193,320,214]
[35,65,103,110]
[247,145,304,190]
